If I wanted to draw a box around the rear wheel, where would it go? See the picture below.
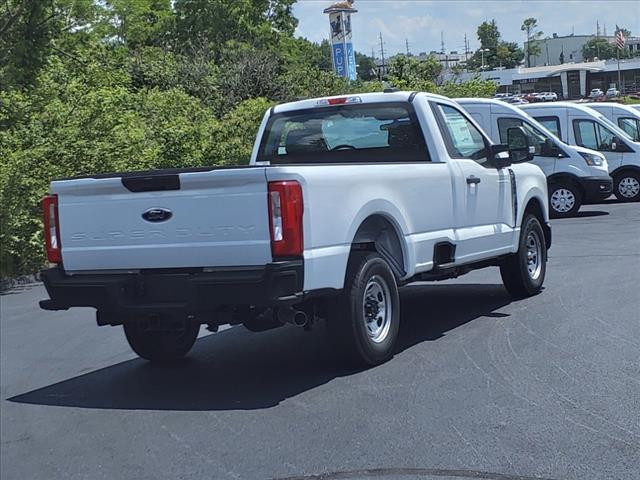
[548,181,582,218]
[124,320,199,362]
[500,214,547,298]
[328,251,400,366]
[614,171,640,202]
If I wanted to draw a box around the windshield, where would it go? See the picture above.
[257,103,429,164]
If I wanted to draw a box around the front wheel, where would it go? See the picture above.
[548,182,582,218]
[328,252,400,366]
[614,172,640,202]
[124,320,200,362]
[500,214,547,298]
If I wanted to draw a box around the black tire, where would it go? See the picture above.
[613,171,640,202]
[500,214,547,298]
[123,320,200,362]
[548,181,582,218]
[328,251,400,366]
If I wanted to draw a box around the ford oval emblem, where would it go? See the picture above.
[142,208,173,223]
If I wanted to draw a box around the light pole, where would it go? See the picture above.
[480,48,490,70]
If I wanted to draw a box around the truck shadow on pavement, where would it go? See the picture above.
[8,283,513,411]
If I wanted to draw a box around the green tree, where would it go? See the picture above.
[582,37,617,61]
[100,0,173,48]
[355,52,376,81]
[388,55,442,88]
[1,0,56,88]
[467,20,523,70]
[173,0,297,58]
[521,17,543,68]
[495,41,524,69]
[477,20,500,50]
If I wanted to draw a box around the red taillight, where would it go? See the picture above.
[267,181,303,258]
[41,194,61,263]
[327,97,348,105]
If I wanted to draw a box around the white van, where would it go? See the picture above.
[521,102,640,202]
[457,98,612,217]
[586,103,640,142]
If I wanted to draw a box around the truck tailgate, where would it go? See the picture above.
[51,168,272,272]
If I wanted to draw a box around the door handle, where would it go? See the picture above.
[466,175,481,185]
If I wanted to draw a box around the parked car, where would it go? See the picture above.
[506,96,529,105]
[538,92,558,102]
[39,91,551,367]
[586,102,640,142]
[589,88,604,99]
[493,93,512,100]
[521,102,640,202]
[606,87,620,98]
[458,98,611,218]
[524,92,544,103]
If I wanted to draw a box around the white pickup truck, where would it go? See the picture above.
[40,91,551,366]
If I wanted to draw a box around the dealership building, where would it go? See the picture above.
[451,57,640,99]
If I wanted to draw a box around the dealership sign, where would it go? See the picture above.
[325,3,357,81]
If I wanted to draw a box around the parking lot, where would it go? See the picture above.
[1,201,639,480]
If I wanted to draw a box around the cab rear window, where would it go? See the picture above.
[257,103,429,164]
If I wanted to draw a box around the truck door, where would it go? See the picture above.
[433,103,514,263]
[572,116,624,171]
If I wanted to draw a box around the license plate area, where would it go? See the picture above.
[121,274,191,306]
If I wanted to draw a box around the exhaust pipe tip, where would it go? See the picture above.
[292,310,308,327]
[276,307,308,327]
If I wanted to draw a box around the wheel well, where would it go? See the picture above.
[524,198,551,249]
[351,215,406,278]
[547,174,584,196]
[611,166,640,180]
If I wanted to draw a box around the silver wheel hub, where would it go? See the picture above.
[550,188,576,213]
[526,231,542,280]
[363,275,392,343]
[618,177,640,198]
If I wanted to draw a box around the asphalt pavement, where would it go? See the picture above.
[1,201,639,480]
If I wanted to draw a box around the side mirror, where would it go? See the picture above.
[507,126,534,163]
[541,138,556,156]
[489,144,511,168]
[611,138,618,151]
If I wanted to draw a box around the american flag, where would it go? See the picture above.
[615,26,626,50]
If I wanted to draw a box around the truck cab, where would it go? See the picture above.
[457,98,612,217]
[521,102,640,202]
[586,102,640,142]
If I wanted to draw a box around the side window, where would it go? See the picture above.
[436,104,489,165]
[595,123,616,151]
[573,119,618,152]
[497,117,548,156]
[535,116,561,138]
[573,120,599,150]
[618,117,640,141]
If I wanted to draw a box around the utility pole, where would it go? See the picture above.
[406,39,410,56]
[440,31,445,54]
[379,32,386,80]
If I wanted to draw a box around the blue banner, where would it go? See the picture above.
[332,43,346,77]
[346,42,357,81]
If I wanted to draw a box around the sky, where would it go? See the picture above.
[293,0,640,57]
